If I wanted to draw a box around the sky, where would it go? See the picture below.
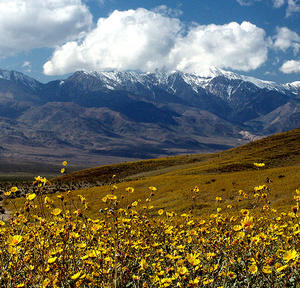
[0,0,300,84]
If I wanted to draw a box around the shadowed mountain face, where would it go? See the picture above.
[0,68,299,171]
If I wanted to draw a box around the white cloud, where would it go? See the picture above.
[169,21,268,74]
[286,0,300,16]
[273,0,285,8]
[22,61,31,68]
[236,0,261,6]
[152,5,183,17]
[273,27,300,54]
[44,9,182,74]
[0,0,92,58]
[280,59,300,73]
[43,8,269,76]
[239,0,300,16]
[22,61,31,72]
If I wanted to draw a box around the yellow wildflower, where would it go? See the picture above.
[26,193,36,201]
[10,186,18,192]
[253,162,265,167]
[249,264,258,274]
[187,253,200,266]
[106,194,117,200]
[283,249,299,263]
[126,187,134,193]
[132,275,140,280]
[226,271,236,279]
[158,209,164,216]
[48,257,57,264]
[51,208,62,216]
[42,279,51,288]
[71,272,81,280]
[262,265,272,274]
[241,215,254,229]
[276,264,288,273]
[140,259,148,270]
[4,191,11,197]
[177,266,189,275]
[7,235,22,246]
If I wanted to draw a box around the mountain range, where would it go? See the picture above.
[0,67,300,172]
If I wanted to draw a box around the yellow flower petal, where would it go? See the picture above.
[51,208,62,216]
[262,265,272,274]
[42,278,51,288]
[10,186,18,192]
[126,187,134,193]
[249,264,258,274]
[283,249,299,263]
[4,191,11,197]
[106,194,117,200]
[7,235,23,246]
[71,271,81,280]
[26,193,37,201]
[48,257,57,264]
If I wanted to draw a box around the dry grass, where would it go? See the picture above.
[5,163,299,220]
[4,126,300,218]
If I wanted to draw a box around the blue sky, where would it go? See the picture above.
[0,0,300,83]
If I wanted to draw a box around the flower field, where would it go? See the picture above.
[0,166,299,288]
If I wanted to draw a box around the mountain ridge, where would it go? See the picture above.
[0,67,299,172]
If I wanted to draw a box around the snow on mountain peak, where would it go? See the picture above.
[194,67,284,91]
[283,81,300,94]
[0,68,40,90]
[72,68,295,96]
[285,81,300,87]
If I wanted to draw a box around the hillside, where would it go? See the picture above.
[55,126,300,183]
[5,126,300,218]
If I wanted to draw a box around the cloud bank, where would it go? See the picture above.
[0,0,92,58]
[43,8,268,76]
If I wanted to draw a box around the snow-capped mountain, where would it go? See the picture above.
[283,81,300,95]
[50,69,295,123]
[76,67,291,92]
[57,68,295,104]
[0,68,40,90]
[0,67,299,168]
